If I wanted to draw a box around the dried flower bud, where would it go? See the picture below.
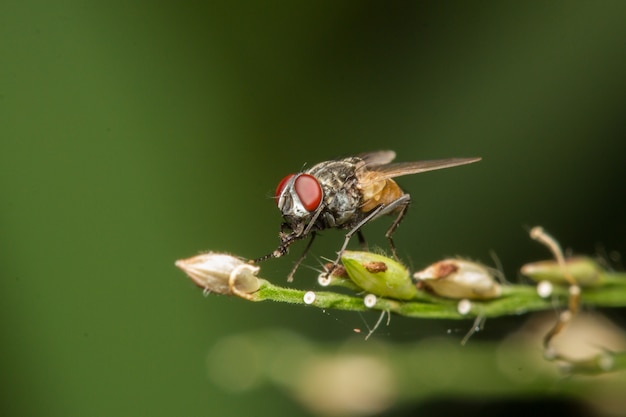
[413,259,501,300]
[341,251,417,300]
[175,252,260,297]
[520,256,602,287]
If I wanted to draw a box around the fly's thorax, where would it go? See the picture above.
[305,157,360,182]
[307,159,363,227]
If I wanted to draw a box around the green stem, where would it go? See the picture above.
[248,271,626,319]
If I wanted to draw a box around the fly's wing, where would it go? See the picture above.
[364,157,481,181]
[357,150,396,168]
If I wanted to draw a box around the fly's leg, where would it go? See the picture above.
[252,224,304,263]
[253,251,279,263]
[253,240,292,263]
[323,204,388,278]
[286,232,316,282]
[385,196,410,260]
[252,232,316,281]
[254,210,323,280]
[323,195,411,277]
[357,230,368,251]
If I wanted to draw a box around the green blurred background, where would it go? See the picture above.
[2,1,625,416]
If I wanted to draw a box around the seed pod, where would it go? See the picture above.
[520,256,603,287]
[413,259,501,300]
[341,251,417,300]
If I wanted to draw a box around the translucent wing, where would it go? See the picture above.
[367,157,481,180]
[357,150,396,168]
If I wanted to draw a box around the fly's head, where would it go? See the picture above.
[275,173,324,239]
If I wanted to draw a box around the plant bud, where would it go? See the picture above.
[341,251,417,300]
[175,252,260,295]
[413,259,501,300]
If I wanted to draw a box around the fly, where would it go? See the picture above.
[255,150,481,281]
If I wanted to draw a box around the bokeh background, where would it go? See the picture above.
[2,1,625,416]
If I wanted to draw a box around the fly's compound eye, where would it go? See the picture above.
[294,174,323,212]
[275,174,295,205]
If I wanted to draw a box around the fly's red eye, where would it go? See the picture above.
[275,174,295,204]
[294,174,323,212]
